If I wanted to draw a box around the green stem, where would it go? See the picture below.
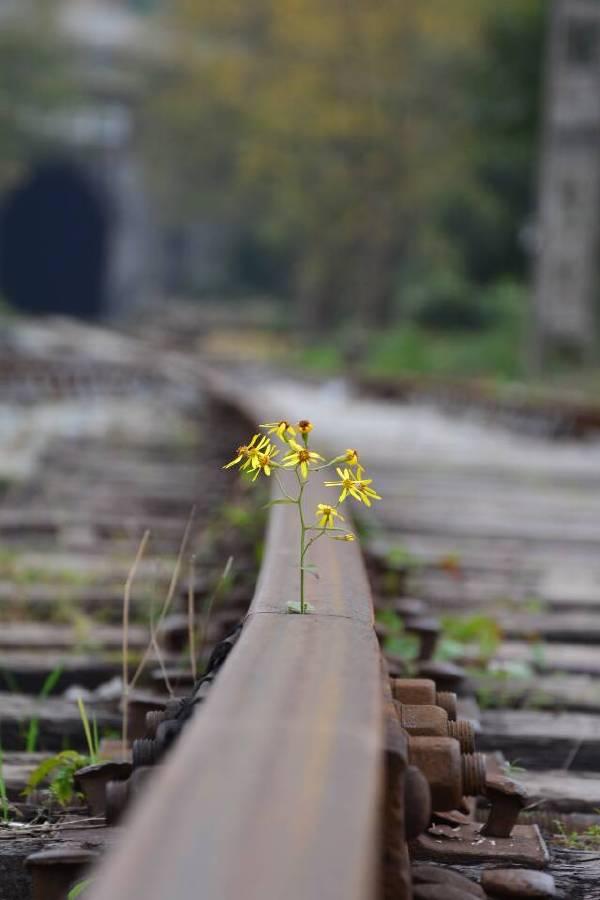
[313,459,342,472]
[302,527,327,559]
[296,472,307,613]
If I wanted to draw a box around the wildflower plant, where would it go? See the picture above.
[224,419,381,613]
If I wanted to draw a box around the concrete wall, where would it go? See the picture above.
[533,0,600,363]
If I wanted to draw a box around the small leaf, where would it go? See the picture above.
[286,601,315,614]
[68,878,93,899]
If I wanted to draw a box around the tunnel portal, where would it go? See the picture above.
[0,160,109,318]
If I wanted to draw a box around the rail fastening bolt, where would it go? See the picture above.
[480,776,529,838]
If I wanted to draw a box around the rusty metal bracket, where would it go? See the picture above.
[411,820,549,868]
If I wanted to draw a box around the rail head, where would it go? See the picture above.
[88,473,385,900]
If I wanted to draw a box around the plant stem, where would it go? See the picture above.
[303,528,327,559]
[296,474,306,613]
[122,529,150,756]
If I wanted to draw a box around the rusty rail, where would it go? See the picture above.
[88,471,385,900]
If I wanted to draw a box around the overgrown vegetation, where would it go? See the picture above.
[553,818,600,850]
[0,1,77,193]
[377,609,420,666]
[142,0,544,379]
[25,665,63,753]
[24,698,99,809]
[436,614,502,663]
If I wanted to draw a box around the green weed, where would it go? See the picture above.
[24,750,88,807]
[0,744,10,824]
[68,880,93,900]
[26,664,63,752]
[436,614,501,663]
[376,609,420,666]
[24,698,99,807]
[553,819,600,849]
[470,661,534,709]
[504,759,527,776]
[77,697,99,764]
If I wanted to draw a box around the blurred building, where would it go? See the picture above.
[533,0,600,366]
[0,0,228,320]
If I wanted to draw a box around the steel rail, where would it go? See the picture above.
[88,398,385,900]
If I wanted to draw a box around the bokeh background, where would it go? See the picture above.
[0,0,595,382]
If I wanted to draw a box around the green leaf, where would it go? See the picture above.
[286,601,315,614]
[300,566,319,579]
[25,664,64,752]
[68,879,93,899]
[386,634,420,661]
[24,751,86,796]
[77,697,97,763]
[39,664,63,699]
[25,719,39,754]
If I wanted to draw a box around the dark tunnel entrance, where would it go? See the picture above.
[0,161,109,318]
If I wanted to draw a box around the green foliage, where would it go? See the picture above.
[141,0,545,350]
[0,744,10,824]
[68,881,93,900]
[554,818,600,850]
[436,614,502,663]
[26,664,64,753]
[24,698,99,806]
[385,546,419,572]
[376,280,526,378]
[297,280,527,380]
[401,270,488,332]
[295,344,343,375]
[469,660,534,709]
[24,750,88,806]
[366,323,521,380]
[447,0,545,286]
[530,641,546,668]
[77,697,100,764]
[0,2,78,190]
[145,1,512,326]
[376,609,420,664]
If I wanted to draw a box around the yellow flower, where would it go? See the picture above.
[332,533,355,542]
[315,503,344,528]
[223,433,269,471]
[324,467,382,507]
[261,420,296,441]
[344,448,365,476]
[282,439,323,479]
[251,443,279,480]
[297,419,313,435]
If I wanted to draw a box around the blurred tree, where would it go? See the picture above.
[0,1,75,193]
[439,0,545,286]
[144,0,490,328]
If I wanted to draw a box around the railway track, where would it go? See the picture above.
[2,325,600,899]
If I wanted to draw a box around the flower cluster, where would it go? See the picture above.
[224,418,381,612]
[224,419,380,531]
